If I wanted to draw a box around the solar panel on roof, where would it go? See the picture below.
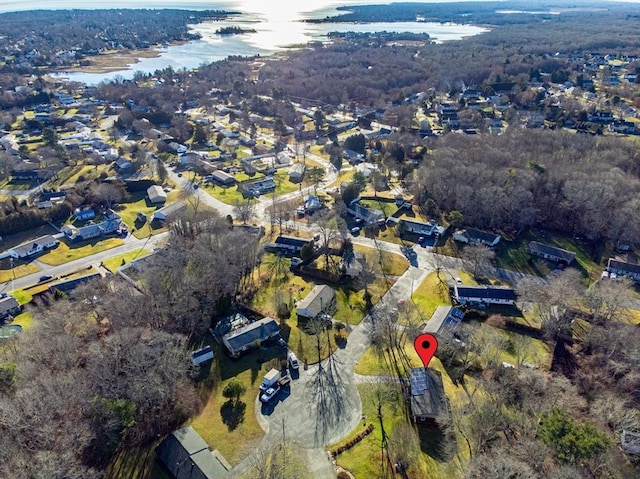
[410,368,428,395]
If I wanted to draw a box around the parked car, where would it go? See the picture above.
[288,351,299,370]
[38,274,53,282]
[350,226,361,235]
[260,386,279,403]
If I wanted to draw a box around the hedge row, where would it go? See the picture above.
[330,423,375,458]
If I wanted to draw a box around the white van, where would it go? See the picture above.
[288,351,299,370]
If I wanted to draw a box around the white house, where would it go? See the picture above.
[151,201,187,223]
[296,285,337,320]
[7,235,59,259]
[452,228,501,247]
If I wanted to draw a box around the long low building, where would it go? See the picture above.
[423,306,464,338]
[7,235,59,259]
[452,285,517,306]
[606,258,640,281]
[527,241,576,265]
[222,317,280,357]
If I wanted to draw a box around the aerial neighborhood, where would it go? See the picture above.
[1,2,640,479]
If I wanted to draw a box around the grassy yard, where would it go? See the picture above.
[495,232,602,279]
[0,259,40,283]
[409,272,452,324]
[38,237,124,266]
[334,382,464,479]
[190,340,274,465]
[104,441,171,479]
[65,164,112,184]
[0,178,37,190]
[102,249,151,273]
[9,289,33,305]
[353,244,409,277]
[116,190,180,239]
[11,311,33,330]
[360,198,400,218]
[202,184,244,205]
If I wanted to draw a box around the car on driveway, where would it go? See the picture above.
[350,227,361,235]
[260,386,279,403]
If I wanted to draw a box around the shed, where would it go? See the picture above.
[222,317,280,357]
[192,346,214,366]
[147,185,167,204]
[296,285,337,320]
[210,170,236,187]
[156,426,229,479]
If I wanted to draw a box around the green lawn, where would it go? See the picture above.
[102,250,151,273]
[11,311,33,330]
[65,164,112,184]
[9,289,33,305]
[38,238,124,266]
[202,184,245,205]
[190,341,272,465]
[495,232,602,279]
[354,244,409,277]
[117,191,180,239]
[0,178,37,190]
[0,259,40,283]
[360,199,399,218]
[409,272,452,324]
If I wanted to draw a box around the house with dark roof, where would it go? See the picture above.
[11,170,39,181]
[7,235,59,259]
[527,241,576,265]
[452,228,501,247]
[409,368,449,425]
[347,198,384,225]
[192,346,214,366]
[210,170,236,187]
[74,208,95,221]
[400,219,447,237]
[296,285,337,321]
[222,317,280,357]
[452,285,516,306]
[0,295,21,320]
[606,259,640,281]
[156,426,230,479]
[264,235,312,256]
[423,306,464,339]
[48,272,102,294]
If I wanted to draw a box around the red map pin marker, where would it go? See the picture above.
[414,333,438,369]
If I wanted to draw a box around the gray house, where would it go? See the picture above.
[452,228,501,247]
[0,295,21,320]
[452,285,517,306]
[527,241,576,265]
[222,317,280,357]
[296,285,337,321]
[606,259,640,281]
[156,426,229,479]
[409,368,449,425]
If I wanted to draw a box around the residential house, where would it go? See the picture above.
[264,235,312,256]
[527,241,576,265]
[452,228,501,247]
[210,170,236,187]
[168,142,188,154]
[147,185,167,204]
[288,163,306,182]
[11,170,39,181]
[63,210,121,242]
[238,177,276,198]
[74,208,95,221]
[296,285,337,321]
[151,201,187,223]
[400,219,447,238]
[409,368,449,425]
[156,426,230,479]
[343,149,365,164]
[7,235,58,259]
[452,285,517,306]
[0,295,21,320]
[222,317,280,357]
[347,198,384,225]
[304,195,322,213]
[606,259,640,281]
[423,306,464,339]
[40,191,67,203]
[588,111,614,123]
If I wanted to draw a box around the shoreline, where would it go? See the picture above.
[53,41,186,74]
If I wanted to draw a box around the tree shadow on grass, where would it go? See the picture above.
[220,399,246,431]
[416,421,457,462]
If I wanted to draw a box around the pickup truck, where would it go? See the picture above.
[259,374,291,403]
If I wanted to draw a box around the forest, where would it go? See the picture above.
[0,217,262,477]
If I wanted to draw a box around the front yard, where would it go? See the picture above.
[38,237,124,266]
